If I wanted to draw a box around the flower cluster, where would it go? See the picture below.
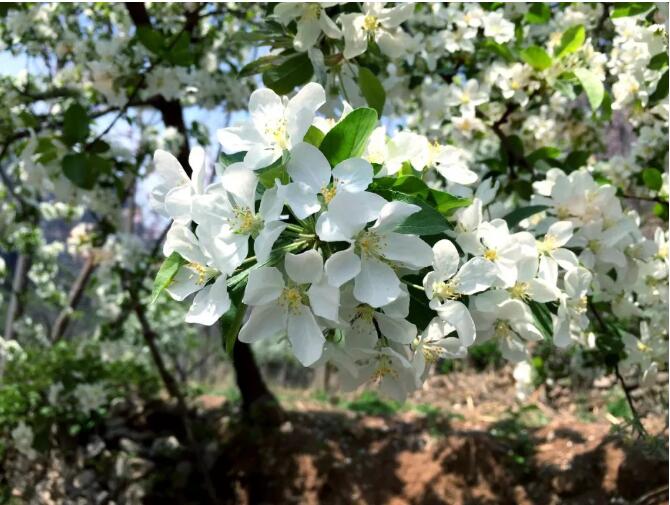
[152,82,668,400]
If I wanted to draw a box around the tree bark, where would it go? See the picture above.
[50,255,97,342]
[232,341,282,425]
[4,253,31,341]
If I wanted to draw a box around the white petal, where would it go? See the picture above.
[431,239,459,279]
[354,257,401,307]
[242,266,284,306]
[284,182,321,219]
[319,12,342,39]
[288,305,326,366]
[164,184,192,223]
[327,190,387,236]
[546,221,573,247]
[287,82,326,117]
[153,149,188,186]
[163,224,208,265]
[258,184,285,222]
[436,300,476,346]
[287,142,331,192]
[285,249,324,285]
[166,268,203,301]
[244,144,278,171]
[324,246,361,287]
[380,232,433,269]
[294,18,321,50]
[188,145,207,194]
[375,313,416,344]
[217,123,265,153]
[371,201,421,233]
[254,221,287,263]
[185,276,231,326]
[453,257,498,295]
[239,303,287,343]
[332,158,373,193]
[316,211,353,242]
[553,248,579,271]
[308,281,340,321]
[527,279,560,302]
[220,162,258,210]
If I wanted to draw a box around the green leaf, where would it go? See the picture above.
[62,153,97,190]
[649,52,669,70]
[573,68,604,110]
[642,167,663,191]
[358,66,386,117]
[528,301,553,341]
[524,3,551,24]
[527,146,562,166]
[262,52,314,95]
[257,151,289,188]
[150,252,186,304]
[136,26,165,55]
[611,3,654,18]
[220,291,244,356]
[481,40,515,62]
[649,70,669,105]
[503,205,548,228]
[372,175,429,198]
[303,125,325,147]
[564,150,590,172]
[319,107,378,166]
[62,103,90,145]
[220,151,245,169]
[166,32,194,66]
[554,25,585,59]
[429,189,471,216]
[376,190,450,236]
[88,139,110,154]
[239,54,283,77]
[520,45,553,71]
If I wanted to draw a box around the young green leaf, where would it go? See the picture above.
[358,66,386,117]
[649,70,668,105]
[262,52,314,95]
[376,189,450,236]
[63,103,90,145]
[150,252,186,304]
[611,3,654,18]
[319,107,378,166]
[136,26,165,55]
[642,167,663,191]
[554,25,585,59]
[524,3,551,24]
[520,46,553,71]
[303,125,325,147]
[62,153,97,189]
[573,68,604,110]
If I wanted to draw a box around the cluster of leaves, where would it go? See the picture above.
[0,342,160,456]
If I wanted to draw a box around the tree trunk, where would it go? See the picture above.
[4,253,30,341]
[232,341,282,425]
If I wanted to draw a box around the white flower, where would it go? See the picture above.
[413,317,468,381]
[163,223,231,326]
[239,250,339,366]
[536,220,579,285]
[340,284,417,349]
[423,239,497,345]
[483,11,515,44]
[274,3,342,51]
[471,219,527,286]
[471,297,543,362]
[339,3,414,59]
[553,266,592,347]
[445,79,489,113]
[150,146,207,223]
[319,197,433,307]
[217,83,326,169]
[192,162,287,273]
[283,142,373,219]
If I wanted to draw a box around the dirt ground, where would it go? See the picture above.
[178,370,668,505]
[6,368,668,504]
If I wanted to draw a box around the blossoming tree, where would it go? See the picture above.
[0,2,668,468]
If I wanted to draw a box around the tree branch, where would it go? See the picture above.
[50,255,97,343]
